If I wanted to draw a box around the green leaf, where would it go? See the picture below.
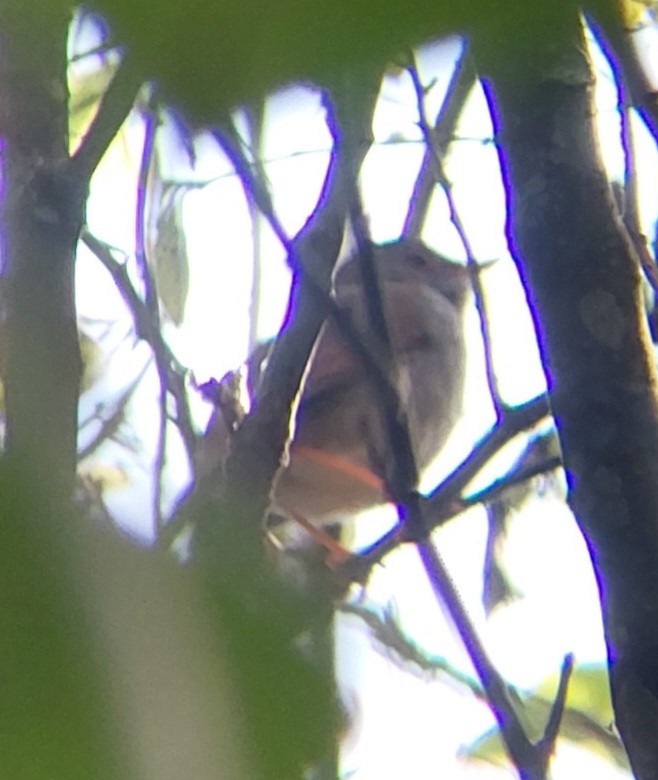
[462,664,630,771]
[69,56,119,153]
[146,182,191,326]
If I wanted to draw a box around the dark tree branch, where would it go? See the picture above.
[192,71,383,555]
[341,395,550,580]
[346,176,421,510]
[343,601,615,761]
[0,8,130,774]
[337,106,545,778]
[70,55,142,184]
[183,72,385,780]
[424,395,551,517]
[417,540,546,777]
[463,454,562,512]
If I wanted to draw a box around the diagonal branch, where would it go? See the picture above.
[192,74,381,562]
[344,395,551,578]
[339,128,544,778]
[589,12,658,146]
[417,539,542,775]
[407,53,503,417]
[70,55,142,184]
[81,230,196,461]
[536,653,575,763]
[403,40,477,238]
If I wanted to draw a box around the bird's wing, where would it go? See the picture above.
[302,280,444,397]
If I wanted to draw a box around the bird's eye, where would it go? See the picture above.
[409,253,427,268]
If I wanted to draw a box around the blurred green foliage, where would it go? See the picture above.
[0,463,121,780]
[90,0,619,124]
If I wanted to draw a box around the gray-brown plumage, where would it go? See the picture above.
[273,238,469,523]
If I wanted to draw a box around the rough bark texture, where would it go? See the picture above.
[0,4,84,491]
[485,12,658,778]
[0,8,122,778]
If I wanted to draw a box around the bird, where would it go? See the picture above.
[270,237,469,527]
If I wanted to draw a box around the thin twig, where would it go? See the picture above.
[537,653,575,761]
[616,70,658,292]
[418,539,545,777]
[81,230,197,460]
[78,360,151,461]
[340,600,484,693]
[407,54,504,417]
[424,395,550,518]
[133,96,168,533]
[344,395,551,574]
[403,40,477,237]
[243,102,268,353]
[589,13,658,145]
[69,41,120,65]
[343,605,596,772]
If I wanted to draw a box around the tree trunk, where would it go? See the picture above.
[484,11,658,777]
[0,3,83,493]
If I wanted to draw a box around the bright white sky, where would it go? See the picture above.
[73,21,658,779]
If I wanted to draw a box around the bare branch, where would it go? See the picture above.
[346,188,421,519]
[81,230,197,462]
[464,455,562,511]
[418,539,541,776]
[403,41,477,238]
[590,13,658,146]
[407,54,503,417]
[344,395,551,573]
[333,92,543,774]
[536,653,575,763]
[78,361,151,461]
[424,395,551,519]
[615,72,658,293]
[341,600,484,692]
[462,429,562,511]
